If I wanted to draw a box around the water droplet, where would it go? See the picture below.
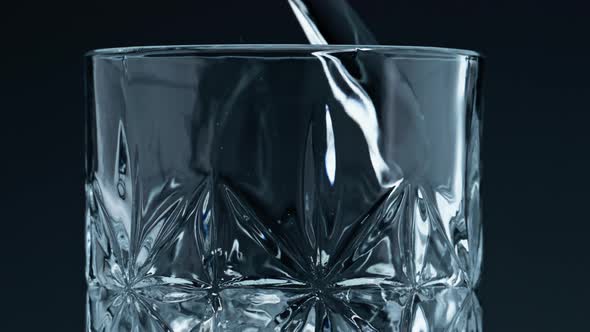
[86,183,98,213]
[116,180,126,199]
[416,187,427,220]
[115,121,130,200]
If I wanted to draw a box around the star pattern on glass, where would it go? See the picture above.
[214,176,468,331]
[87,175,215,331]
[87,120,476,331]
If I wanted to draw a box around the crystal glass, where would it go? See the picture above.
[85,45,483,331]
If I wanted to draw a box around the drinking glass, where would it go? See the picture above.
[85,45,483,331]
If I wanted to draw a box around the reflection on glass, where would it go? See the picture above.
[85,45,483,331]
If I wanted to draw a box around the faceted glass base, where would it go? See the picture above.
[87,284,481,331]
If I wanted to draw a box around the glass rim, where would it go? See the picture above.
[86,44,482,59]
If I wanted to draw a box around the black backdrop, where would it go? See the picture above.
[1,0,589,330]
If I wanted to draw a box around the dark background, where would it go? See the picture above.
[2,0,589,330]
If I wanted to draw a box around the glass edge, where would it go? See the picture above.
[84,44,482,59]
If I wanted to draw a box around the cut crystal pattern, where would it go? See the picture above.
[86,46,482,331]
[87,175,480,331]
